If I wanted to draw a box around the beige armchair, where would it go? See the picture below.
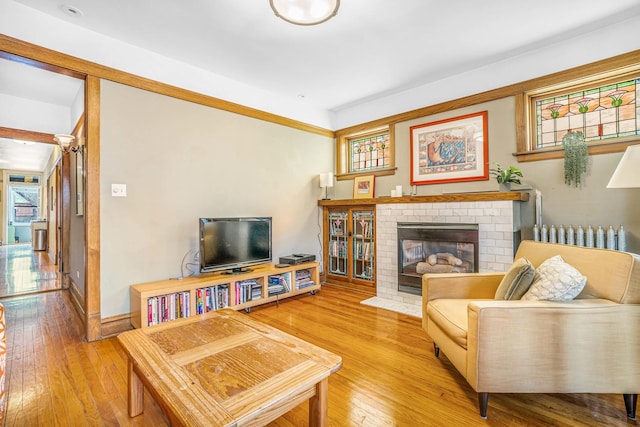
[422,241,640,419]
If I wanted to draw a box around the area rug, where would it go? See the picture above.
[361,296,422,318]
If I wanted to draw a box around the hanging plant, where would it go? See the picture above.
[562,131,588,187]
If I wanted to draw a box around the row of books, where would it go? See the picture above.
[147,291,190,326]
[146,271,317,325]
[354,241,373,261]
[195,284,229,314]
[356,219,374,238]
[268,274,291,296]
[295,269,315,289]
[329,240,347,258]
[235,280,263,305]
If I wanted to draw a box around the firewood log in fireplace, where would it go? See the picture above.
[416,252,472,274]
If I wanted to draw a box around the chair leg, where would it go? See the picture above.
[433,343,440,358]
[624,394,637,420]
[478,392,489,419]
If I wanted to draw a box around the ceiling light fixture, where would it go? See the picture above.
[269,0,339,26]
[54,134,81,154]
[60,4,83,18]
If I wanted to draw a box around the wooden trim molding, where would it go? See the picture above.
[68,278,86,320]
[0,34,334,139]
[85,75,101,342]
[335,49,640,156]
[318,191,529,207]
[100,313,133,338]
[514,140,640,162]
[0,126,55,144]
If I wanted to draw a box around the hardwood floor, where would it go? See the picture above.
[2,285,635,426]
[0,244,61,298]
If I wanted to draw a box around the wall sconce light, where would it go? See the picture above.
[319,172,334,200]
[269,0,339,26]
[54,134,81,154]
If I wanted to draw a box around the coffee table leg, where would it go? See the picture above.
[309,378,328,427]
[128,359,144,417]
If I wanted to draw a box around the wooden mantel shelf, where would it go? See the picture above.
[318,191,529,207]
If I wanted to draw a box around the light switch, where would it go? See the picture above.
[112,183,127,197]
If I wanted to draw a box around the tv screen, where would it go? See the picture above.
[199,217,272,273]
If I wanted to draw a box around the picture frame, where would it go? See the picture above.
[410,111,489,185]
[76,149,84,216]
[353,174,375,199]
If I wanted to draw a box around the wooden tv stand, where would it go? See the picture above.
[130,261,319,329]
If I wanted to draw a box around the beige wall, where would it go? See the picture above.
[332,96,640,252]
[100,80,334,318]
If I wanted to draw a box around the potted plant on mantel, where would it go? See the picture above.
[490,163,523,191]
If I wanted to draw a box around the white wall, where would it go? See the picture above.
[0,93,70,134]
[99,80,334,317]
[70,83,85,131]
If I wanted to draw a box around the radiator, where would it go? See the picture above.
[533,224,627,252]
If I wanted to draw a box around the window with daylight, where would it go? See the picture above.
[336,126,395,179]
[533,77,639,148]
[350,131,391,172]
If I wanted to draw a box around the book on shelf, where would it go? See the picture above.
[330,240,347,257]
[268,273,291,296]
[236,279,260,304]
[147,291,191,326]
[194,284,229,314]
[295,269,315,289]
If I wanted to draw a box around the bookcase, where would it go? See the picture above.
[130,261,320,329]
[322,206,375,293]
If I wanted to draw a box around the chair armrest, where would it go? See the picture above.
[465,299,640,393]
[422,273,504,302]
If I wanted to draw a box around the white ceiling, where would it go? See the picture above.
[2,0,640,170]
[11,0,640,111]
[0,137,54,172]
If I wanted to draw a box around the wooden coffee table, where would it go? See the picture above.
[117,308,342,426]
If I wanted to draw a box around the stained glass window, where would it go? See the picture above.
[535,78,640,148]
[349,131,391,173]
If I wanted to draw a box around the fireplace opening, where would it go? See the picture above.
[397,223,479,295]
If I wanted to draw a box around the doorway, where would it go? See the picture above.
[5,183,40,245]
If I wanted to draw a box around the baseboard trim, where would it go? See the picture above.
[68,277,86,320]
[101,313,133,338]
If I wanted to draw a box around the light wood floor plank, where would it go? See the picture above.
[0,244,61,298]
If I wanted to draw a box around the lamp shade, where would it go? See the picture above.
[319,172,334,188]
[607,145,640,188]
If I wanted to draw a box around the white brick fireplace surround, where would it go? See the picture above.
[372,194,528,314]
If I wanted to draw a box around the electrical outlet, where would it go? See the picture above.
[76,271,80,279]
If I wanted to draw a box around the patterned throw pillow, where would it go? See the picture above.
[494,257,535,300]
[521,255,587,301]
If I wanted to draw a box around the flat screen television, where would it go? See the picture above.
[199,217,272,274]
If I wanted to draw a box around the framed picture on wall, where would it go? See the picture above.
[410,111,489,185]
[353,174,375,199]
[76,149,84,216]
